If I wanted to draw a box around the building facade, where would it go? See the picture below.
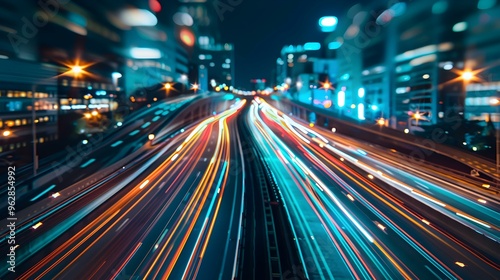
[323,0,499,132]
[0,0,193,157]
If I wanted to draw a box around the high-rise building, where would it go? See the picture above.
[276,44,337,108]
[0,1,58,158]
[324,0,500,132]
[197,42,235,89]
[0,60,58,157]
[0,0,193,158]
[463,3,500,130]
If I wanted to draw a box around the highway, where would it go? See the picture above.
[0,95,197,215]
[247,97,500,279]
[1,98,247,279]
[1,95,499,280]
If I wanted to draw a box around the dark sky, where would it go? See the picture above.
[217,0,358,89]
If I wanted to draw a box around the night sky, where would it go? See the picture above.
[217,0,362,89]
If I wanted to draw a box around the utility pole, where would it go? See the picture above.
[496,114,499,191]
[31,84,38,177]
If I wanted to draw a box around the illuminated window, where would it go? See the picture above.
[44,116,49,121]
[16,143,21,148]
[20,91,26,97]
[0,146,2,152]
[22,142,26,147]
[22,119,27,125]
[7,91,13,97]
[10,144,14,150]
[6,120,14,127]
[0,120,2,128]
[39,137,44,143]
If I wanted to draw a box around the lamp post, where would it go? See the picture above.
[192,83,199,93]
[461,70,473,81]
[29,62,86,180]
[164,83,172,93]
[377,118,386,126]
[31,84,38,176]
[495,128,500,192]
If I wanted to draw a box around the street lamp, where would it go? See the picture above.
[192,83,199,93]
[71,65,83,75]
[2,130,11,137]
[413,111,421,125]
[461,70,473,81]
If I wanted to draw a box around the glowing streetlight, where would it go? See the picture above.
[2,130,11,137]
[377,118,386,126]
[323,82,331,90]
[462,71,473,81]
[91,110,98,116]
[148,133,155,141]
[164,83,172,90]
[192,83,199,92]
[71,65,83,75]
[84,113,91,119]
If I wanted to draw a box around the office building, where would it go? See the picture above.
[324,0,499,132]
